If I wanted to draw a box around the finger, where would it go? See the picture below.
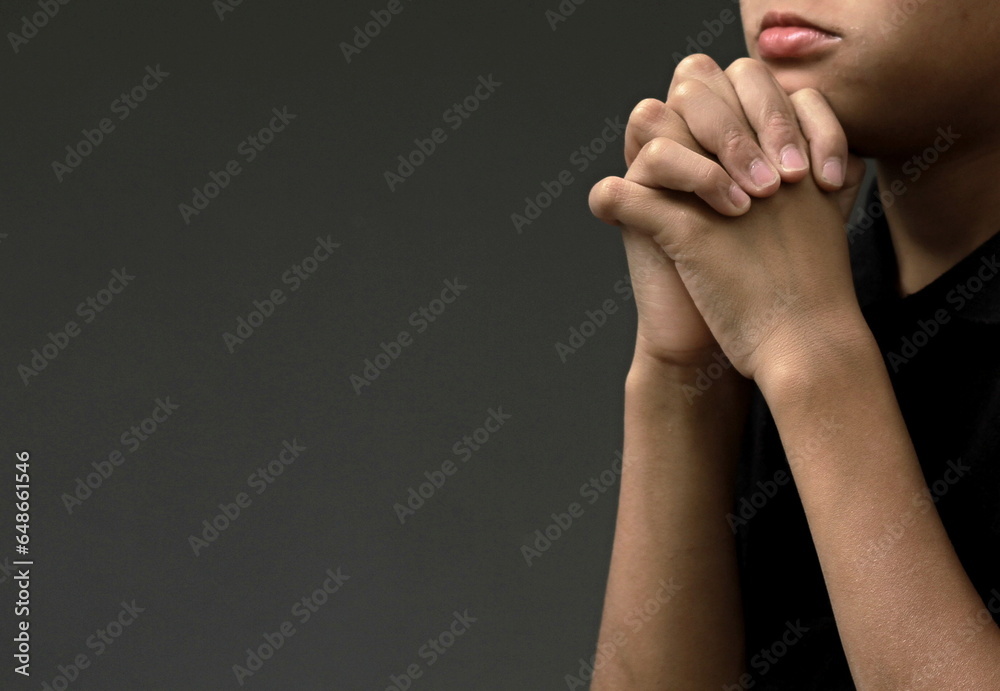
[725,58,811,182]
[589,176,625,227]
[626,137,751,216]
[669,78,781,196]
[589,176,704,249]
[625,53,757,172]
[620,226,672,285]
[624,53,751,170]
[668,53,748,125]
[789,88,849,190]
[624,98,704,168]
[619,227,710,346]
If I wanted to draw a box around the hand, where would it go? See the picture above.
[625,55,865,220]
[593,55,868,379]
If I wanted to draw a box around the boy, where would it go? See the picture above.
[587,1,1000,688]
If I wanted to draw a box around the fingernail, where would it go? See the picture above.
[822,158,844,186]
[780,145,808,172]
[750,158,778,188]
[728,183,751,210]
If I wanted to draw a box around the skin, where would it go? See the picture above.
[587,1,1000,688]
[738,0,1000,294]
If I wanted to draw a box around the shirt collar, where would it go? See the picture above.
[848,176,1000,324]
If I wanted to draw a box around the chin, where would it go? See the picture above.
[755,65,896,156]
[761,62,831,95]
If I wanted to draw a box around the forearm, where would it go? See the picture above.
[759,322,1000,689]
[591,349,751,689]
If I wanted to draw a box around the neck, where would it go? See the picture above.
[875,129,1000,297]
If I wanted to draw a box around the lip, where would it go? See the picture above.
[757,11,841,60]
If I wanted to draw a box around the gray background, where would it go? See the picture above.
[1,0,748,688]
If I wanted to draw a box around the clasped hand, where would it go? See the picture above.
[589,55,868,383]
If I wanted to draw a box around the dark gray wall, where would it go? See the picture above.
[0,0,748,688]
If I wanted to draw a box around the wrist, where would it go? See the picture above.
[627,346,751,411]
[754,310,882,409]
[624,345,753,482]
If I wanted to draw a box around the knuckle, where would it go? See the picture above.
[675,53,720,78]
[627,98,664,133]
[670,79,703,103]
[791,87,825,106]
[719,123,750,159]
[688,165,717,196]
[725,57,762,80]
[641,136,673,162]
[590,176,627,217]
[696,162,726,191]
[762,108,799,139]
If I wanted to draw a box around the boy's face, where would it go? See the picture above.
[738,0,1000,155]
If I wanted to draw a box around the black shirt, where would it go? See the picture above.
[733,177,1000,690]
